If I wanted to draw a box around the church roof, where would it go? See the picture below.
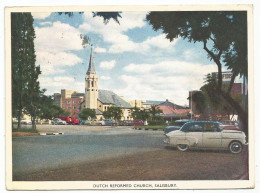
[98,90,132,108]
[87,47,96,74]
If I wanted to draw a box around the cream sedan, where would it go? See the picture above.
[164,121,247,154]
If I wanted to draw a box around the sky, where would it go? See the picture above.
[32,11,221,106]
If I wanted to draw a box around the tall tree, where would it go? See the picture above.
[11,13,40,129]
[146,11,248,136]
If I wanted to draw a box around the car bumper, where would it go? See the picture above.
[163,137,170,144]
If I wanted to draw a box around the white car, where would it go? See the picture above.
[164,121,247,154]
[51,118,67,125]
[21,119,32,125]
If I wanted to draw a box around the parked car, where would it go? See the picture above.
[102,119,115,126]
[164,119,192,134]
[164,121,247,154]
[119,120,133,126]
[58,116,79,125]
[21,119,32,125]
[51,118,67,125]
[132,120,144,126]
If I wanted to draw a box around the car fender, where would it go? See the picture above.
[185,136,199,146]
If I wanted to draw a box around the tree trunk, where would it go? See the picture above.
[17,110,21,129]
[220,91,248,137]
[31,117,37,130]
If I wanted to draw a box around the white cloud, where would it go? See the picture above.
[79,12,176,54]
[32,12,51,20]
[39,75,85,95]
[94,47,106,53]
[36,51,82,75]
[34,22,84,76]
[100,76,111,80]
[35,21,83,53]
[99,60,116,70]
[114,61,217,105]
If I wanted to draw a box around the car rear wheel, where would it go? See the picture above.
[229,141,243,154]
[177,144,189,152]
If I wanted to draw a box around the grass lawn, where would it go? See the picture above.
[12,128,38,133]
[12,128,39,137]
[135,125,166,130]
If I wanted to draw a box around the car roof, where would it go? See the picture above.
[185,121,220,124]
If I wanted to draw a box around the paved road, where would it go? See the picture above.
[12,126,164,176]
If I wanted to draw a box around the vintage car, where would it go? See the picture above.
[51,118,67,125]
[164,119,192,134]
[164,121,247,154]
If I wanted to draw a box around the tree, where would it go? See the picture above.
[38,95,69,120]
[190,74,243,120]
[58,12,122,24]
[131,107,150,121]
[149,105,163,121]
[103,106,122,122]
[11,13,41,129]
[146,11,248,136]
[79,108,96,120]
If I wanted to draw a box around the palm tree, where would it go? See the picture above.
[149,105,162,121]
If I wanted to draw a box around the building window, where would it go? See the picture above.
[99,105,101,108]
[73,106,76,109]
[68,107,71,109]
[78,101,81,104]
[67,101,71,104]
[73,101,76,104]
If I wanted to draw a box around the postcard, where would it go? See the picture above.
[5,4,254,190]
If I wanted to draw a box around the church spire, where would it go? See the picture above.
[87,45,96,74]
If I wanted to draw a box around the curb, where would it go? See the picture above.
[40,132,64,136]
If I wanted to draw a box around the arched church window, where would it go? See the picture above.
[91,80,94,87]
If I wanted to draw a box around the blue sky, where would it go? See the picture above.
[32,11,220,106]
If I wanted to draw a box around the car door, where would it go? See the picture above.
[185,123,203,147]
[202,123,222,148]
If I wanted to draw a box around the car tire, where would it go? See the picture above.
[177,144,189,152]
[229,141,243,154]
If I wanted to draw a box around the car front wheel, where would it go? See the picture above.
[229,141,243,154]
[177,144,189,152]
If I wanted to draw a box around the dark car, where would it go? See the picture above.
[103,119,115,126]
[164,119,192,134]
[132,120,144,126]
[119,120,133,126]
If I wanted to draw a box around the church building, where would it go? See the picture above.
[83,47,133,120]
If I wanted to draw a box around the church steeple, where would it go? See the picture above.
[85,45,98,109]
[87,46,96,74]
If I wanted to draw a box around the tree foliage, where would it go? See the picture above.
[131,107,150,121]
[146,11,248,135]
[38,95,69,120]
[149,105,163,121]
[11,12,41,129]
[79,108,96,120]
[103,106,122,121]
[58,11,122,24]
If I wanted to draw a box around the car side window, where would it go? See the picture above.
[204,124,219,132]
[186,124,204,132]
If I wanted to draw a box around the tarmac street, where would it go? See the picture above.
[12,126,164,176]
